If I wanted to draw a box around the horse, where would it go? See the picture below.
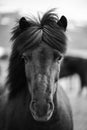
[60,55,87,94]
[0,9,73,130]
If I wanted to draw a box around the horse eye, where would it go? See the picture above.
[22,55,29,63]
[56,55,62,61]
[53,52,62,62]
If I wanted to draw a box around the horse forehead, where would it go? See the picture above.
[27,44,53,71]
[32,43,53,58]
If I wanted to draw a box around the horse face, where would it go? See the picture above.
[23,42,62,121]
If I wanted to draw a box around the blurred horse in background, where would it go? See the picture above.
[0,9,73,130]
[60,55,87,95]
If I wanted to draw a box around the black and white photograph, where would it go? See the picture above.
[0,0,87,130]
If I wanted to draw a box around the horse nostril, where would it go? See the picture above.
[55,76,58,83]
[30,101,37,112]
[48,102,54,112]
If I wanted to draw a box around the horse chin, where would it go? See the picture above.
[31,111,53,122]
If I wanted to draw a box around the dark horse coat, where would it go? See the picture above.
[0,9,73,130]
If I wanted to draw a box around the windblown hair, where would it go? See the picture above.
[6,9,67,98]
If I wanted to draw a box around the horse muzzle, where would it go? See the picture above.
[30,100,54,121]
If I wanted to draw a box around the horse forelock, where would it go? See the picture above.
[7,9,67,97]
[11,9,67,54]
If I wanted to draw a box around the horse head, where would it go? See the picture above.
[10,9,67,122]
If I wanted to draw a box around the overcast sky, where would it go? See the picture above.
[0,0,87,23]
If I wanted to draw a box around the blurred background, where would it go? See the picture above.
[0,0,87,130]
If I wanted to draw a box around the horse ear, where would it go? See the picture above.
[19,17,30,30]
[57,16,67,31]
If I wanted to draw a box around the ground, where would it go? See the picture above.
[59,75,87,130]
[69,94,87,130]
